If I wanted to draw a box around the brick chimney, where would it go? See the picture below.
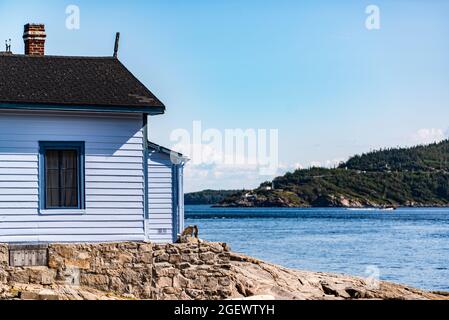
[23,24,46,56]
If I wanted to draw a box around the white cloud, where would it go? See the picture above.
[184,157,302,193]
[184,162,273,193]
[412,128,447,145]
[174,138,282,192]
[184,158,347,193]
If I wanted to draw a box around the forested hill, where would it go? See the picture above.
[184,190,243,205]
[215,140,449,208]
[341,140,449,172]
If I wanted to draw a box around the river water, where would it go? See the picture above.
[186,206,449,291]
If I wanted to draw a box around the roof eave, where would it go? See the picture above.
[147,141,190,164]
[0,102,165,115]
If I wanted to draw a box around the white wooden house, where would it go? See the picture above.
[0,24,188,243]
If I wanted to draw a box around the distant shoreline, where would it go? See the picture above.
[186,140,449,210]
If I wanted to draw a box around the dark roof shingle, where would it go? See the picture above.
[0,54,165,113]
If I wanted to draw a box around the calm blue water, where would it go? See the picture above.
[186,206,449,291]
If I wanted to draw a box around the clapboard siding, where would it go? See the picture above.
[0,189,39,195]
[147,150,174,243]
[86,182,143,189]
[0,208,144,215]
[0,221,143,229]
[0,195,38,201]
[0,215,144,222]
[0,135,143,144]
[0,234,145,243]
[0,111,145,242]
[86,162,143,170]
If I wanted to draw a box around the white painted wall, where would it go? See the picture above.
[0,110,145,243]
[146,150,175,243]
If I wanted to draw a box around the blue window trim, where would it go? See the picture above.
[38,141,85,212]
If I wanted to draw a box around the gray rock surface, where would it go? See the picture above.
[0,242,447,300]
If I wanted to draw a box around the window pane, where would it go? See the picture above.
[61,150,78,207]
[63,188,78,208]
[45,148,80,209]
[46,188,59,208]
[46,169,59,189]
[45,151,60,208]
[61,151,77,170]
[45,151,59,169]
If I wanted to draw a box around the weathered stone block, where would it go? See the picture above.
[179,291,193,300]
[152,244,166,251]
[117,253,133,265]
[142,283,153,299]
[138,244,152,253]
[163,287,181,295]
[20,291,40,300]
[56,267,80,286]
[47,255,64,269]
[152,250,165,257]
[9,269,30,283]
[138,252,153,264]
[181,269,198,280]
[109,276,125,293]
[169,254,182,264]
[156,276,173,287]
[185,288,202,299]
[219,277,231,286]
[153,263,175,277]
[218,288,232,298]
[181,253,198,264]
[80,274,109,291]
[200,252,216,262]
[38,289,60,300]
[49,245,77,259]
[205,277,219,290]
[0,269,8,284]
[0,245,8,266]
[166,246,179,254]
[29,267,56,285]
[173,274,190,288]
[155,253,170,263]
[118,242,139,250]
[120,269,140,284]
[208,243,224,253]
[179,262,191,270]
[64,258,91,270]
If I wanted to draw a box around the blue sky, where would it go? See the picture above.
[1,0,449,192]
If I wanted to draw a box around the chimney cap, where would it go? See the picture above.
[23,23,46,32]
[24,23,45,26]
[23,24,46,38]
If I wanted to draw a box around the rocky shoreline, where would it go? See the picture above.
[215,193,449,209]
[228,252,448,300]
[0,242,447,300]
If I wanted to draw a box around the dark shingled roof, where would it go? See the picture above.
[0,54,165,113]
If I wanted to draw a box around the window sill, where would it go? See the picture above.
[39,209,86,215]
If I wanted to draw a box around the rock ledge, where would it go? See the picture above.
[0,242,446,300]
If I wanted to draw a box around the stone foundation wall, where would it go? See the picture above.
[0,242,232,300]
